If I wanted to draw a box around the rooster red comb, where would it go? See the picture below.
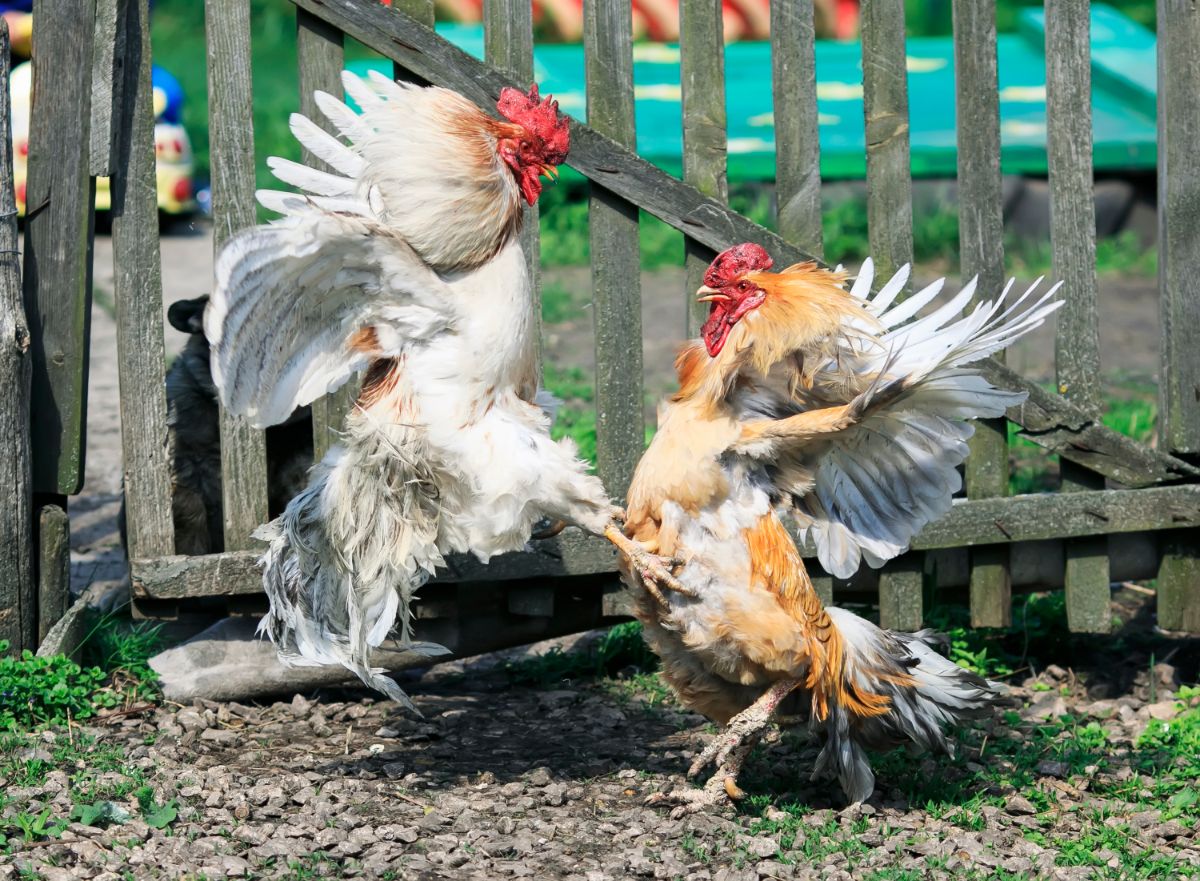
[496,84,570,162]
[704,243,775,288]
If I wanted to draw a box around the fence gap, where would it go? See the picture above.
[1046,0,1110,634]
[584,0,643,499]
[770,0,823,257]
[954,0,1012,628]
[680,0,728,336]
[207,0,269,551]
[1155,0,1200,632]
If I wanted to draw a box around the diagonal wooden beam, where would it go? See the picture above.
[289,0,1196,492]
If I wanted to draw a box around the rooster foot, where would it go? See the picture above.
[603,524,692,602]
[688,679,803,778]
[646,773,741,819]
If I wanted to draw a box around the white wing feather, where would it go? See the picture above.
[785,265,1063,578]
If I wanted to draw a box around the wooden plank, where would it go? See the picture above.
[37,504,69,644]
[771,0,823,256]
[954,0,1011,628]
[484,0,540,363]
[861,0,919,630]
[89,0,124,176]
[133,484,1200,600]
[110,0,175,560]
[1155,0,1200,631]
[206,0,269,549]
[584,0,642,499]
[860,0,913,283]
[23,0,96,495]
[679,0,728,335]
[296,9,353,462]
[1046,0,1110,634]
[0,20,36,652]
[983,360,1200,488]
[391,0,433,80]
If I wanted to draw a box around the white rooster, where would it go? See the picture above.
[204,72,679,709]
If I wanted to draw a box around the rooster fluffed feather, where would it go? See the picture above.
[204,72,677,709]
[620,245,1062,810]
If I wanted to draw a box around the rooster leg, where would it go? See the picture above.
[688,679,801,779]
[603,524,693,600]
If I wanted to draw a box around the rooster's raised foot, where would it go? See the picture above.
[603,523,692,603]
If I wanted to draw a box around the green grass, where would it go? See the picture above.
[503,620,659,687]
[0,641,123,730]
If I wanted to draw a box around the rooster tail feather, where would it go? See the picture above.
[809,606,1001,803]
[256,409,450,710]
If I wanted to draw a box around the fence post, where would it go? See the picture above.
[954,0,1013,629]
[861,0,922,631]
[110,0,176,562]
[206,0,270,550]
[24,0,97,645]
[1156,0,1200,632]
[0,20,36,653]
[484,0,541,369]
[680,0,728,336]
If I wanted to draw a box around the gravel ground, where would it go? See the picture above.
[2,636,1198,880]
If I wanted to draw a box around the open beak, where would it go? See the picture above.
[539,164,559,180]
[696,285,730,303]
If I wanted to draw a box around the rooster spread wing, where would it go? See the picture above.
[730,260,1062,579]
[204,72,459,429]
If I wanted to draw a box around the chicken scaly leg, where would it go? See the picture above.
[603,523,694,604]
[648,679,801,816]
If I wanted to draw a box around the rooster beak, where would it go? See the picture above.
[539,164,559,180]
[696,285,729,303]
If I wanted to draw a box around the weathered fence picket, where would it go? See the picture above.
[8,0,1199,653]
[680,0,728,336]
[584,0,642,500]
[1155,0,1200,632]
[1046,0,1111,634]
[0,19,35,652]
[206,0,269,551]
[954,0,1013,629]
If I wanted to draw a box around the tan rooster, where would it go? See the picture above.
[204,73,679,710]
[621,244,1062,810]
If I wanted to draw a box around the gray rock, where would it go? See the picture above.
[1005,795,1038,816]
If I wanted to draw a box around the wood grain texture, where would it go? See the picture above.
[110,0,175,560]
[1046,0,1109,634]
[23,0,96,495]
[860,0,913,283]
[89,0,124,176]
[770,0,823,256]
[206,0,269,549]
[0,20,36,652]
[878,555,923,632]
[679,0,728,335]
[584,0,642,499]
[984,359,1200,488]
[861,0,920,628]
[37,504,69,644]
[133,484,1200,599]
[484,0,540,360]
[1155,0,1200,631]
[953,0,1011,628]
[296,9,354,462]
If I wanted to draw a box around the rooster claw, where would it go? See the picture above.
[603,524,693,602]
[646,779,739,818]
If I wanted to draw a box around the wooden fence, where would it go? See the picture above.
[2,0,1199,658]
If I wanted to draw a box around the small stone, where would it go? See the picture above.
[176,709,206,732]
[527,767,553,787]
[1036,760,1069,779]
[200,728,239,745]
[1005,795,1038,816]
[1147,701,1180,721]
[374,726,400,738]
[744,837,779,859]
[1044,664,1068,682]
[291,694,312,717]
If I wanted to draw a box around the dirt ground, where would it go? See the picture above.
[3,603,1199,880]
